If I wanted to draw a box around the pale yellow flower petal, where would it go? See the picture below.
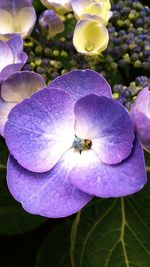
[71,0,112,24]
[73,18,109,55]
[0,2,36,39]
[81,13,107,26]
[41,0,72,14]
[84,2,110,24]
[17,7,36,38]
[0,41,13,72]
[97,0,111,11]
[0,9,13,34]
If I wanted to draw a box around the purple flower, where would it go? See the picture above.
[0,35,27,82]
[0,71,46,137]
[5,70,146,218]
[39,10,64,38]
[131,87,150,152]
[0,0,36,38]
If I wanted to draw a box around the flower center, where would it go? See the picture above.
[85,42,94,52]
[72,135,92,153]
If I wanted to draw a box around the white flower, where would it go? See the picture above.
[73,17,109,55]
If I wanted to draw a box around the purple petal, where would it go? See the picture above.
[0,60,27,81]
[131,87,150,114]
[39,10,64,37]
[5,89,75,172]
[48,69,112,100]
[7,152,92,218]
[74,94,134,164]
[7,34,25,62]
[1,71,46,102]
[69,136,147,197]
[0,40,13,72]
[0,36,27,81]
[0,0,32,10]
[131,87,150,152]
[0,99,16,137]
[132,112,150,152]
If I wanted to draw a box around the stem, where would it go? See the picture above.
[28,36,41,46]
[70,210,81,267]
[120,198,129,267]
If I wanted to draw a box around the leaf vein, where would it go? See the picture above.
[80,200,117,267]
[127,224,150,256]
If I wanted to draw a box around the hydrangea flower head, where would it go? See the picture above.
[131,87,150,152]
[5,70,146,218]
[0,0,36,38]
[0,71,46,137]
[73,18,109,55]
[39,10,64,38]
[0,35,27,82]
[41,0,72,14]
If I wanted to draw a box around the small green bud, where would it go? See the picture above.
[110,62,117,70]
[61,69,68,75]
[128,10,138,20]
[123,53,131,63]
[25,41,33,47]
[35,58,42,66]
[60,50,68,57]
[117,20,124,27]
[53,50,60,56]
[44,48,52,57]
[113,92,119,99]
[134,60,141,68]
[30,62,36,69]
[67,13,74,19]
[60,37,66,42]
[35,46,43,54]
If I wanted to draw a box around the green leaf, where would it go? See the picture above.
[0,138,47,235]
[70,183,150,267]
[145,151,150,173]
[33,0,45,13]
[0,137,9,166]
[0,170,47,234]
[36,221,71,267]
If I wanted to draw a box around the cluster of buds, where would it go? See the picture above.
[0,0,149,219]
[23,0,149,96]
[40,0,112,55]
[72,0,112,55]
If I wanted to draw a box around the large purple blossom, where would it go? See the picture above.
[5,70,146,218]
[131,87,150,152]
[0,35,27,82]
